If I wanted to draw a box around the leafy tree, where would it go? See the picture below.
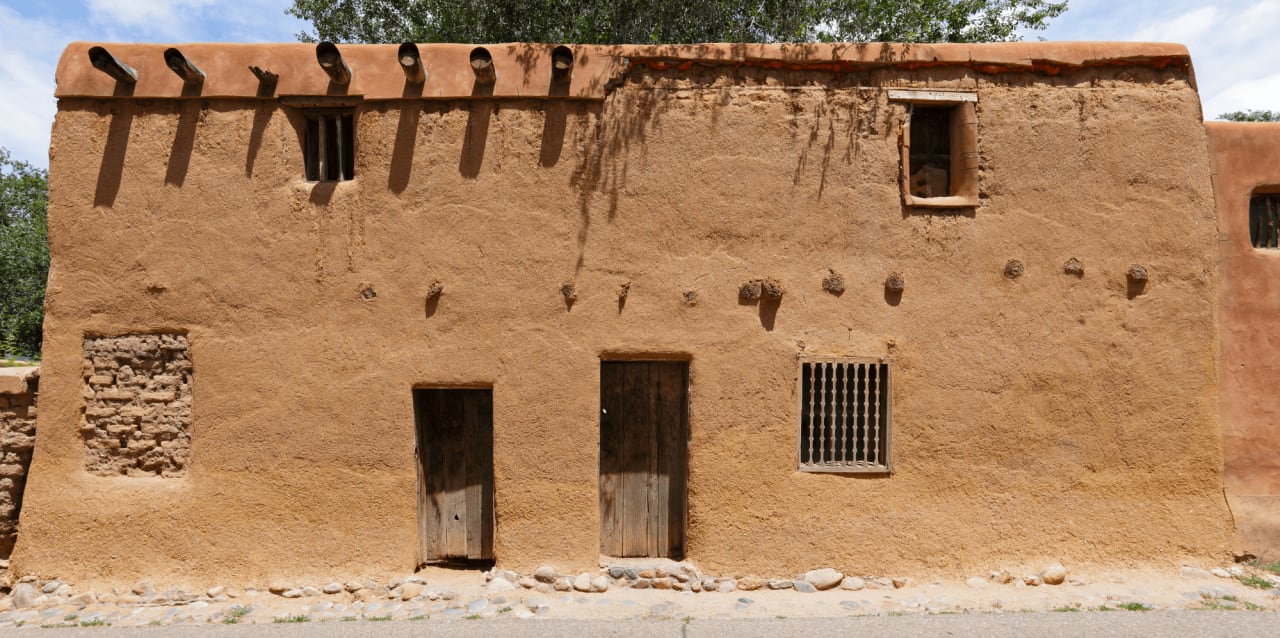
[288,0,1067,45]
[1218,110,1279,123]
[0,148,48,359]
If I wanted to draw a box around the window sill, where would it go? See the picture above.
[799,466,891,475]
[904,194,978,209]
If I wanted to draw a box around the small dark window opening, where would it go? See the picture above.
[799,360,890,473]
[1250,193,1280,249]
[909,106,951,198]
[303,111,355,181]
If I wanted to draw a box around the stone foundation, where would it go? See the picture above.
[0,367,38,559]
[81,335,191,477]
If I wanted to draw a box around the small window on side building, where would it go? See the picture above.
[1250,192,1280,249]
[798,358,891,473]
[889,90,979,208]
[303,111,355,181]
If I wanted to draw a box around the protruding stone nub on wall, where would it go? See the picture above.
[81,334,192,477]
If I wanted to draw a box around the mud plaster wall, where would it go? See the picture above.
[1206,122,1280,557]
[17,59,1232,588]
[0,370,38,559]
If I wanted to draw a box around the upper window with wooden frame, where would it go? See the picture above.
[302,110,355,182]
[798,357,891,474]
[1250,191,1280,249]
[890,90,979,208]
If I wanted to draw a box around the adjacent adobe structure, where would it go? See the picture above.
[1208,121,1280,556]
[14,41,1234,587]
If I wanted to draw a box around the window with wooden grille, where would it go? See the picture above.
[798,359,891,473]
[1250,193,1280,249]
[303,110,355,181]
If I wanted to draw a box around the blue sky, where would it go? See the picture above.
[1,0,1276,167]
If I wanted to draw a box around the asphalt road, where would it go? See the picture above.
[9,612,1279,637]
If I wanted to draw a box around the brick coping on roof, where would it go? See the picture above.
[55,41,1192,102]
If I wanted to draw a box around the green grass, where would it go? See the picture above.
[1255,562,1280,576]
[222,606,251,624]
[79,620,107,627]
[340,616,358,622]
[465,614,482,620]
[1200,600,1237,610]
[498,607,512,614]
[1239,574,1274,590]
[1116,603,1151,611]
[63,615,77,621]
[408,615,426,621]
[273,615,310,624]
[1244,601,1265,611]
[1050,606,1080,612]
[367,615,392,622]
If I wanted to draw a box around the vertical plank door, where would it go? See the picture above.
[414,389,494,563]
[599,362,689,558]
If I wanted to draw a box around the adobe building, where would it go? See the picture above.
[12,40,1236,587]
[1208,121,1280,556]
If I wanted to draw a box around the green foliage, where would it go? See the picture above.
[0,148,48,359]
[1239,573,1274,590]
[274,615,311,623]
[221,606,251,624]
[1218,110,1279,122]
[1116,602,1151,611]
[288,0,1067,45]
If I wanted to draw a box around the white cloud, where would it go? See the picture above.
[87,0,223,40]
[0,4,68,166]
[1130,6,1217,43]
[0,0,306,166]
[1205,72,1280,119]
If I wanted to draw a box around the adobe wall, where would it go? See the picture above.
[16,43,1233,588]
[1207,121,1280,557]
[0,366,39,559]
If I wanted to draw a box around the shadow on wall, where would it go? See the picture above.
[165,102,202,187]
[389,81,425,194]
[458,75,495,179]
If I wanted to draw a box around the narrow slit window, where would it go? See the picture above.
[798,359,891,473]
[1250,193,1280,249]
[303,111,355,182]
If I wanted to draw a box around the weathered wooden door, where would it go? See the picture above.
[414,389,494,563]
[599,362,689,558]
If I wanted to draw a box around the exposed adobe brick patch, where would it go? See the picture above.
[81,335,191,477]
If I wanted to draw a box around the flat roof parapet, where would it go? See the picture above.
[54,41,1194,102]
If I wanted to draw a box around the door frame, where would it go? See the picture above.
[598,358,691,559]
[412,385,496,566]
